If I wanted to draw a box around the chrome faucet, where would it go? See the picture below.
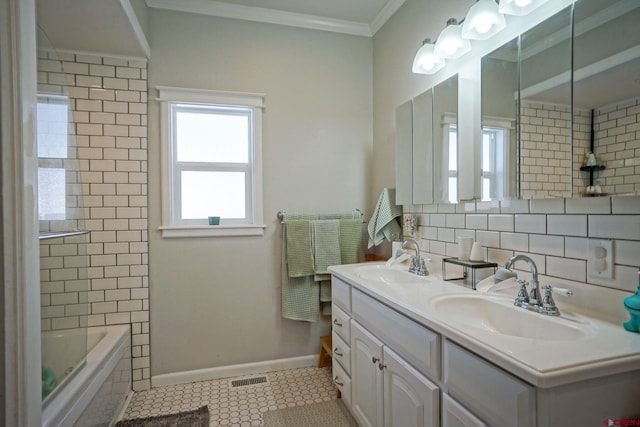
[402,239,428,276]
[504,254,541,307]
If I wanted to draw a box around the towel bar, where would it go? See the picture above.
[276,209,363,223]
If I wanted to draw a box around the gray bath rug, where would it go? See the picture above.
[263,399,358,427]
[115,405,209,426]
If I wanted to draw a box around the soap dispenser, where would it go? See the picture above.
[623,269,640,333]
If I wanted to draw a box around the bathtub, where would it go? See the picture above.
[42,325,131,427]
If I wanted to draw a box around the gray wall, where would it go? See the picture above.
[147,9,373,376]
[371,0,471,211]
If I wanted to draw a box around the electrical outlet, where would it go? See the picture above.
[587,239,613,281]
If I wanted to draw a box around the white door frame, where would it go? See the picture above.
[1,0,42,425]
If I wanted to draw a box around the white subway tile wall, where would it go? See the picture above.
[519,101,574,199]
[407,196,640,293]
[38,50,150,391]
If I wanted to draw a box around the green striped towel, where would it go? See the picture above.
[286,220,314,278]
[368,188,402,248]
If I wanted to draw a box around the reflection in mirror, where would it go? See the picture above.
[481,38,519,201]
[573,0,640,197]
[413,89,434,204]
[518,6,573,199]
[433,75,459,204]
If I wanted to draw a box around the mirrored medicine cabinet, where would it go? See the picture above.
[396,0,640,204]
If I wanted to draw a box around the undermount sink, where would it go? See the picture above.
[430,294,595,341]
[355,264,429,285]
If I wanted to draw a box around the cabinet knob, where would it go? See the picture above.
[334,376,344,387]
[334,348,343,357]
[333,319,342,327]
[378,362,386,371]
[372,356,380,364]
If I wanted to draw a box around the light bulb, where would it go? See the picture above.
[515,0,533,7]
[474,16,493,34]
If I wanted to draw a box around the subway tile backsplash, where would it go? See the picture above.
[406,196,640,293]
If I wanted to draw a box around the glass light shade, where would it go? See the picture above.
[498,0,550,16]
[412,40,446,74]
[434,21,471,59]
[462,0,507,40]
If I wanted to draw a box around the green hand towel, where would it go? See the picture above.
[340,219,365,264]
[281,224,319,322]
[312,220,341,281]
[286,220,314,278]
[368,188,402,248]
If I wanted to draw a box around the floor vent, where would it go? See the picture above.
[230,376,269,388]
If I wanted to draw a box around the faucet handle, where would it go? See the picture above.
[514,280,529,307]
[417,258,429,276]
[539,285,560,316]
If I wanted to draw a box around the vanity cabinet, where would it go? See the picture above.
[331,267,640,427]
[331,277,353,406]
[444,341,535,427]
[337,284,441,427]
[351,319,440,427]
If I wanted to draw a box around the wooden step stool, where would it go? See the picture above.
[318,335,332,368]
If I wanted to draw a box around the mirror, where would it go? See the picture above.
[481,38,518,201]
[397,0,640,204]
[518,6,573,199]
[395,100,413,205]
[433,75,459,204]
[573,0,640,197]
[412,89,434,204]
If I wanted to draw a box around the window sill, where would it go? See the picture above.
[159,224,266,238]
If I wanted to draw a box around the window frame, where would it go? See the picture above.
[157,86,266,238]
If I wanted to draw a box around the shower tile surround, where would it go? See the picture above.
[38,50,150,390]
[521,98,640,199]
[406,196,640,292]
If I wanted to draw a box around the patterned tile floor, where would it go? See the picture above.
[121,366,338,426]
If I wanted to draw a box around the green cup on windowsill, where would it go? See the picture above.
[208,216,220,226]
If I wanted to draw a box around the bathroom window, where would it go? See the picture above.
[158,87,265,237]
[37,94,69,220]
[480,121,512,202]
[447,124,458,204]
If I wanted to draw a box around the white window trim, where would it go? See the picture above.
[157,86,266,238]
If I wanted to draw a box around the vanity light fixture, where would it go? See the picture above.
[412,38,446,75]
[434,18,472,59]
[498,0,550,16]
[462,0,507,40]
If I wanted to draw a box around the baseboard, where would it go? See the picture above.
[151,354,317,388]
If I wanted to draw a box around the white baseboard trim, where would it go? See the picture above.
[151,354,317,388]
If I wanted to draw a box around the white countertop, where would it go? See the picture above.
[329,262,640,388]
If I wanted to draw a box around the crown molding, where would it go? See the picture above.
[370,0,406,35]
[146,0,406,37]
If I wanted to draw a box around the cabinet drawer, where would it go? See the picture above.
[333,359,351,409]
[332,331,351,375]
[352,288,440,380]
[332,303,351,343]
[332,276,351,311]
[444,341,535,427]
[442,393,487,427]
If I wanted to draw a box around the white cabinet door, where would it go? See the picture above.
[383,346,440,427]
[442,394,487,427]
[351,321,384,427]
